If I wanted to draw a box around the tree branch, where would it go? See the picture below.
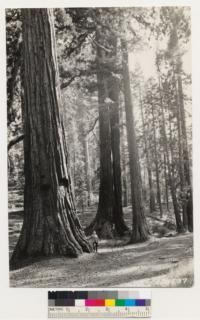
[88,34,112,53]
[60,68,96,90]
[60,75,77,90]
[85,117,99,136]
[8,134,24,151]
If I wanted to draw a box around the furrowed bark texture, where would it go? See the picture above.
[121,39,149,243]
[108,36,128,235]
[86,29,114,238]
[109,80,128,235]
[10,9,92,269]
[86,32,128,238]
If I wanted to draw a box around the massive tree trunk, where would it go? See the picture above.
[86,32,127,238]
[86,29,114,238]
[10,9,92,270]
[121,39,149,243]
[109,76,128,235]
[107,36,128,235]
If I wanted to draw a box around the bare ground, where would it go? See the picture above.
[10,233,193,288]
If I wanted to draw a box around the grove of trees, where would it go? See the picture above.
[7,7,192,269]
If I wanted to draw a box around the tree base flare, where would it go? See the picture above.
[10,215,93,270]
[129,222,150,244]
[85,218,114,239]
[129,232,149,244]
[85,214,129,239]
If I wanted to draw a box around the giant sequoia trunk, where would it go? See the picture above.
[86,30,114,238]
[86,31,127,238]
[10,9,92,269]
[108,36,128,235]
[109,76,128,235]
[121,39,149,243]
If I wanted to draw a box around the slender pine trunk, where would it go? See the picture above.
[158,76,184,232]
[139,86,156,213]
[177,61,193,231]
[120,107,129,207]
[78,121,92,207]
[150,94,163,218]
[173,67,188,230]
[163,153,169,211]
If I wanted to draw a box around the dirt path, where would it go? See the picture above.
[10,233,193,288]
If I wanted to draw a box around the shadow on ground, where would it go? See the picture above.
[10,233,193,288]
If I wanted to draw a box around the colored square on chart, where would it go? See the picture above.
[105,299,115,307]
[136,299,146,306]
[95,299,105,306]
[125,299,136,306]
[116,299,125,306]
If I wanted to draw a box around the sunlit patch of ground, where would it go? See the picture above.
[10,233,193,288]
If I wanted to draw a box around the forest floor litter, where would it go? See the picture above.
[10,231,193,288]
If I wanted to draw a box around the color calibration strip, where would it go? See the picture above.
[48,290,151,318]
